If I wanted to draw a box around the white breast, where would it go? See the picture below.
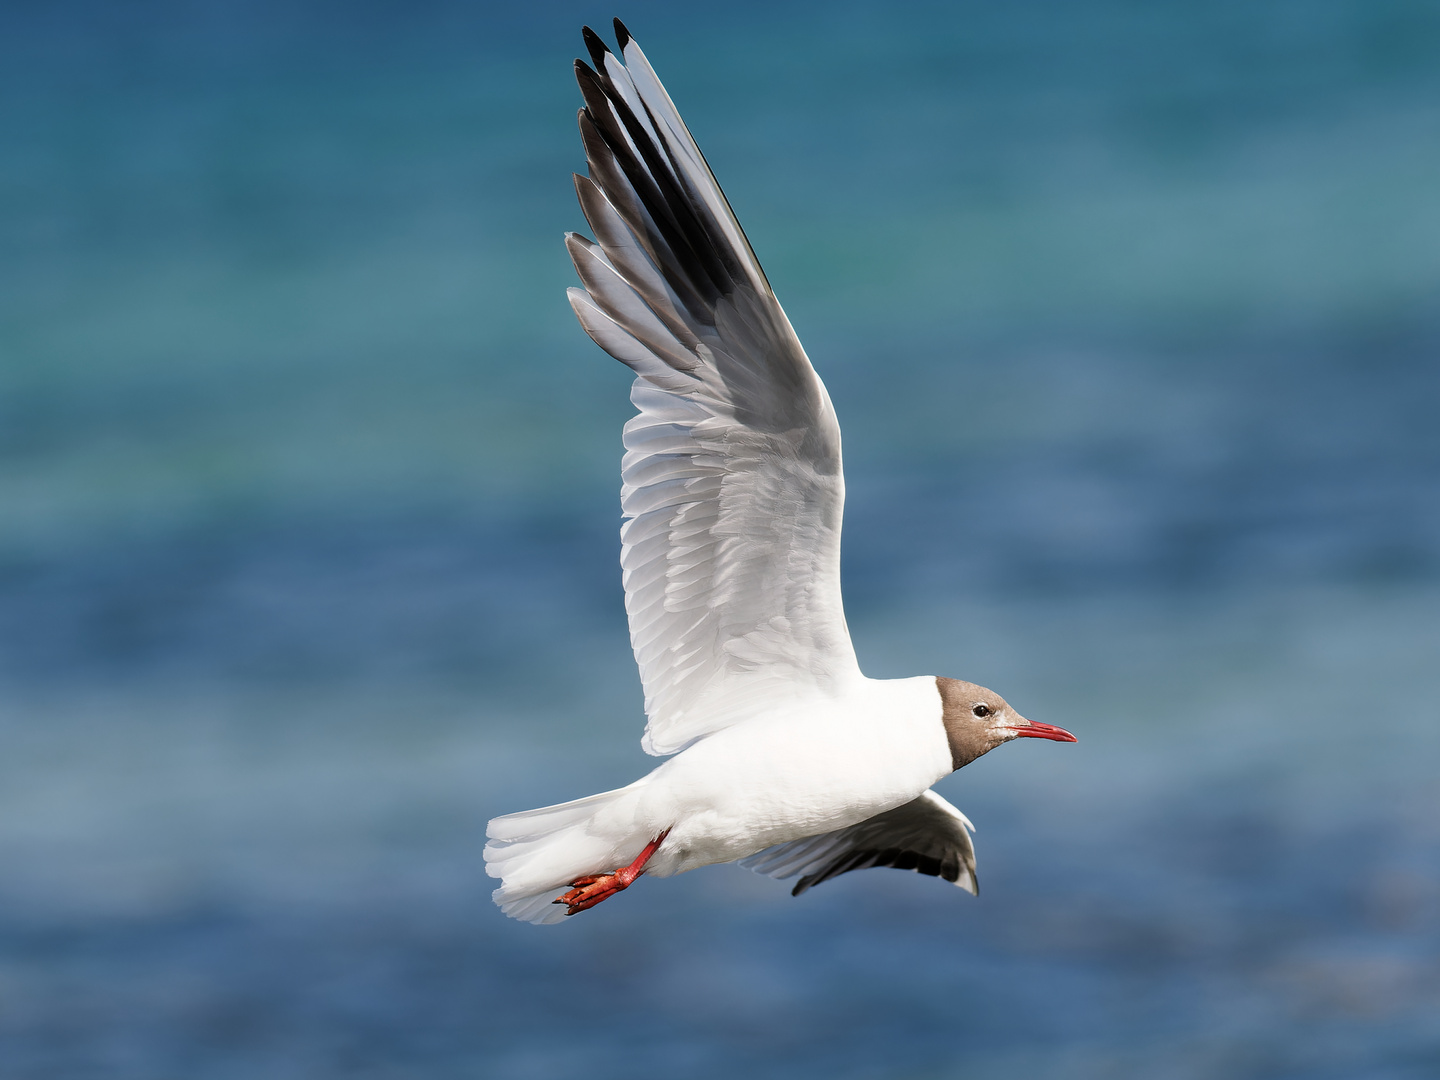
[623,675,953,877]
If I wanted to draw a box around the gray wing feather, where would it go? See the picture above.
[567,22,859,756]
[739,790,980,897]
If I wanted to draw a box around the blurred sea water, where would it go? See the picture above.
[2,2,1439,1077]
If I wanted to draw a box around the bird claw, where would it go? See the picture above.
[551,828,672,917]
[554,871,631,915]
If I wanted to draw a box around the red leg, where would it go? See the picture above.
[554,829,671,916]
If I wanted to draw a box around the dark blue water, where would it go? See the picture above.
[3,3,1439,1077]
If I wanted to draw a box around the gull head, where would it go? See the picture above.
[936,676,1077,771]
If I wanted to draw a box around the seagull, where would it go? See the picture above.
[485,20,1076,924]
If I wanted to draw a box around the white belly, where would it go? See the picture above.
[619,675,953,876]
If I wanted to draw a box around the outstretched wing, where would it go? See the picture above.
[739,790,979,896]
[567,21,859,756]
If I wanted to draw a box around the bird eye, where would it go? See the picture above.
[972,704,991,718]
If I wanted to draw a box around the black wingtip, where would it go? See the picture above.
[581,25,611,70]
[613,18,631,49]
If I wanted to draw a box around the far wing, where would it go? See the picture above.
[567,22,860,756]
[739,790,979,896]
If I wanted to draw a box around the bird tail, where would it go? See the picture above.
[484,784,641,924]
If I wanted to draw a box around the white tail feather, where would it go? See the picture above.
[485,785,642,925]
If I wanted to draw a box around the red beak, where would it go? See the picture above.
[1008,720,1077,743]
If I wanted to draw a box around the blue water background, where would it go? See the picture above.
[3,2,1439,1076]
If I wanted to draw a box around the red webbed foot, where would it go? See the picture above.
[555,872,629,914]
[553,829,671,917]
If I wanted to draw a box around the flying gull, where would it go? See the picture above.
[485,20,1076,924]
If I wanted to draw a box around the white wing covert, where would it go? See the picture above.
[739,790,979,896]
[567,22,859,756]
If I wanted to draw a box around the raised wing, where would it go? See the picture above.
[739,790,979,896]
[567,21,859,756]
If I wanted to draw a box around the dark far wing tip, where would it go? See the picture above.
[613,18,631,49]
[574,56,601,84]
[581,25,611,69]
